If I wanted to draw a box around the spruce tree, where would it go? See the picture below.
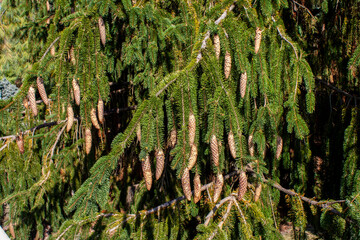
[0,0,360,239]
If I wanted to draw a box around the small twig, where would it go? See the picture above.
[204,195,234,226]
[291,0,315,19]
[49,123,67,160]
[208,201,233,240]
[40,37,60,62]
[317,78,360,100]
[271,16,298,60]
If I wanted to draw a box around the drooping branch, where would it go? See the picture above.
[40,37,60,62]
[271,16,298,60]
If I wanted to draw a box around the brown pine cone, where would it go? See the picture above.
[248,134,255,157]
[214,34,221,60]
[276,135,283,159]
[90,108,101,130]
[224,51,231,79]
[98,17,106,46]
[237,171,248,201]
[188,112,196,146]
[210,135,219,167]
[240,72,247,98]
[254,183,262,202]
[72,78,81,106]
[213,173,224,203]
[155,149,165,180]
[28,86,38,117]
[188,144,198,170]
[66,104,74,132]
[228,130,236,159]
[254,27,262,54]
[97,98,104,124]
[182,167,192,201]
[142,155,153,191]
[16,133,25,154]
[85,128,92,155]
[37,77,49,105]
[194,173,201,203]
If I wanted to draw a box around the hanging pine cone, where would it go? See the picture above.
[98,17,106,46]
[90,108,101,130]
[36,77,49,105]
[16,133,25,154]
[276,135,283,159]
[85,128,92,155]
[254,27,262,54]
[142,154,152,190]
[188,112,196,146]
[23,97,29,109]
[70,46,76,65]
[169,128,177,148]
[194,173,201,203]
[224,51,231,79]
[237,171,248,201]
[228,130,236,159]
[240,71,247,98]
[97,98,104,124]
[72,78,81,106]
[50,45,55,56]
[46,1,50,12]
[182,167,192,201]
[214,34,221,60]
[248,134,254,157]
[188,144,198,170]
[254,183,262,202]
[136,124,141,143]
[210,134,219,167]
[28,86,38,117]
[66,104,74,132]
[213,173,224,203]
[155,149,165,180]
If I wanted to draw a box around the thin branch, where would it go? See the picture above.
[208,201,233,240]
[40,37,60,62]
[196,4,235,63]
[271,16,298,60]
[291,0,315,19]
[317,78,360,100]
[204,195,234,226]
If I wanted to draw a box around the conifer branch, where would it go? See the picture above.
[196,4,235,63]
[271,16,298,60]
[204,195,234,226]
[208,201,234,240]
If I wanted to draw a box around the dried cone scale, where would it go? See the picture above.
[214,34,221,60]
[16,133,25,154]
[142,155,152,190]
[248,134,255,157]
[276,135,283,159]
[254,27,262,54]
[228,130,236,159]
[97,98,104,124]
[188,113,196,146]
[85,128,92,155]
[182,167,192,201]
[37,77,49,105]
[237,171,248,201]
[90,108,101,130]
[170,128,177,148]
[210,135,219,167]
[213,174,224,203]
[98,17,106,46]
[28,86,38,117]
[72,79,81,106]
[155,149,165,180]
[224,51,231,79]
[194,173,201,203]
[254,183,262,202]
[240,72,247,98]
[66,104,74,132]
[188,144,198,170]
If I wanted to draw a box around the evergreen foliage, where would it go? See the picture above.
[0,0,360,239]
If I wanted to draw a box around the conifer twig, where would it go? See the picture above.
[271,16,298,60]
[40,37,60,61]
[208,201,233,240]
[204,195,234,226]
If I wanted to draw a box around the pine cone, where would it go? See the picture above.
[136,124,141,143]
[46,1,50,12]
[254,27,262,54]
[85,128,92,155]
[97,98,104,124]
[210,134,219,167]
[169,128,177,148]
[276,135,283,159]
[240,71,247,98]
[214,34,221,60]
[16,133,25,154]
[182,167,192,201]
[213,173,224,203]
[72,78,81,106]
[224,51,231,79]
[237,171,248,201]
[155,149,165,180]
[28,86,38,117]
[70,46,76,65]
[188,112,196,146]
[188,144,198,170]
[142,155,152,190]
[37,77,49,105]
[98,17,106,46]
[193,173,201,203]
[254,183,262,202]
[90,108,101,130]
[228,130,236,159]
[50,45,55,56]
[66,104,74,132]
[23,97,29,109]
[248,134,254,157]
